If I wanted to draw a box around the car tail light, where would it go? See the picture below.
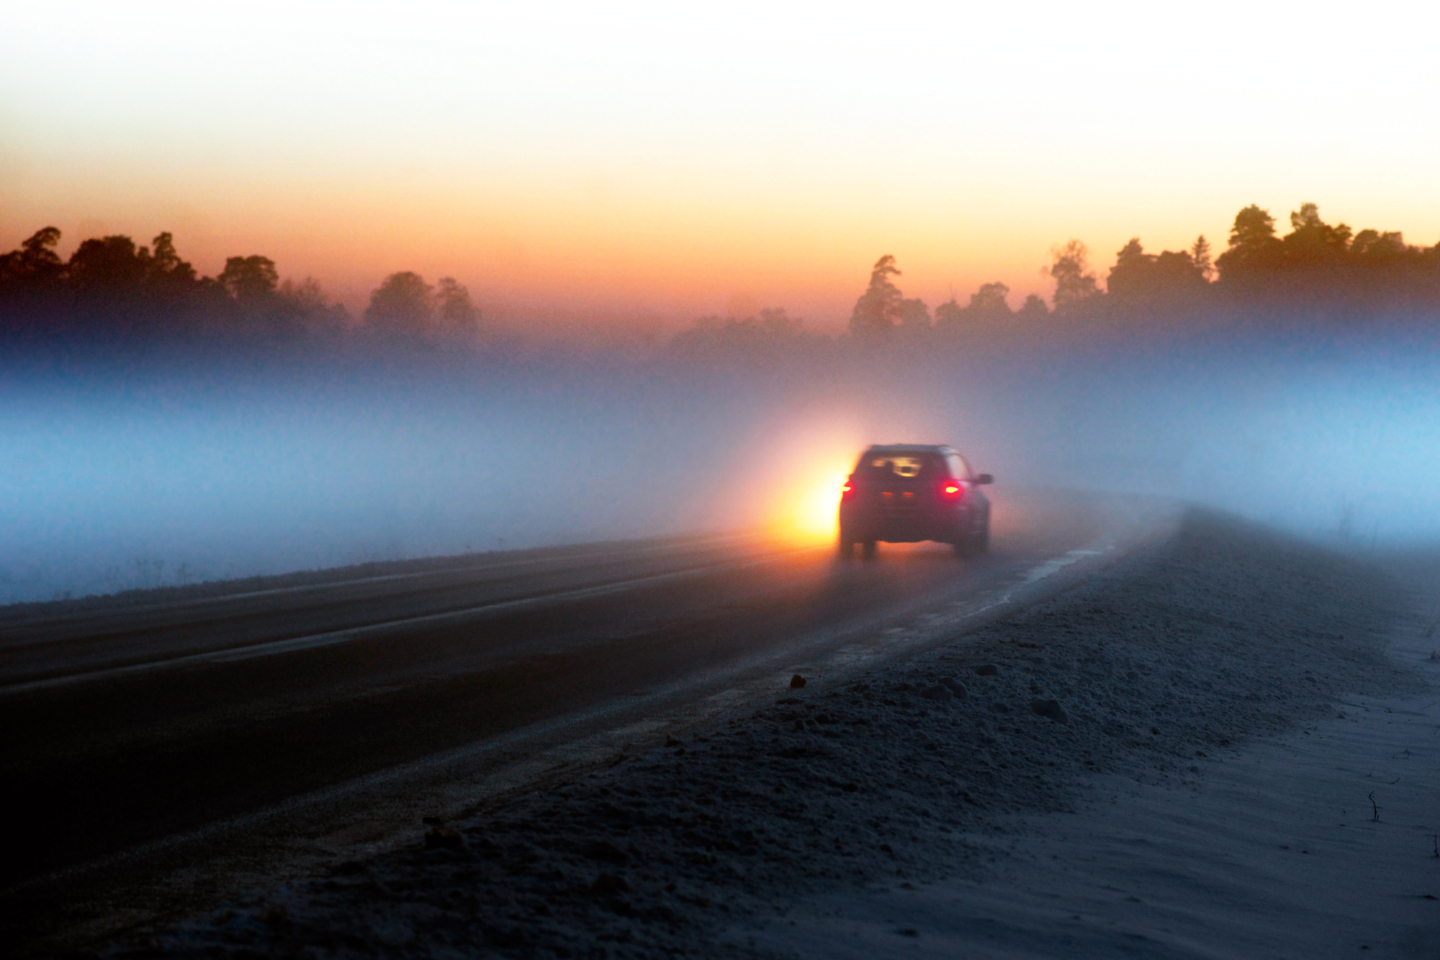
[939,480,964,502]
[840,479,855,501]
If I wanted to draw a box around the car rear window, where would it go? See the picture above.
[859,453,945,479]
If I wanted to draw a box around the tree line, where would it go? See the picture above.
[837,202,1440,341]
[0,227,478,347]
[5,201,1439,356]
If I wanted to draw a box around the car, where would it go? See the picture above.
[837,444,993,559]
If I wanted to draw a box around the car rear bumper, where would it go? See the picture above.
[839,508,969,544]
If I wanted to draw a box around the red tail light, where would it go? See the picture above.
[840,479,855,501]
[939,480,964,502]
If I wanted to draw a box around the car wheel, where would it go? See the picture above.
[861,540,878,560]
[952,539,969,558]
[974,518,990,554]
[837,535,855,559]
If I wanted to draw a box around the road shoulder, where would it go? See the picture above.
[99,510,1428,959]
[748,541,1440,959]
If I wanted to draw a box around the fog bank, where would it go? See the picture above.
[2,331,1435,604]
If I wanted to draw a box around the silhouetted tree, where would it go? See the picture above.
[278,277,325,312]
[966,282,1013,325]
[61,235,161,334]
[1049,240,1099,308]
[1107,238,1148,295]
[365,271,433,334]
[898,297,931,330]
[219,255,279,302]
[933,282,1013,333]
[277,277,349,333]
[0,227,68,337]
[849,255,903,338]
[0,226,64,290]
[1190,235,1213,281]
[1154,251,1206,288]
[1231,204,1277,247]
[971,282,1010,314]
[933,299,963,329]
[1279,202,1352,266]
[67,235,149,292]
[1106,238,1207,297]
[1350,229,1408,263]
[144,232,197,286]
[1016,294,1049,320]
[435,277,480,335]
[1215,204,1282,277]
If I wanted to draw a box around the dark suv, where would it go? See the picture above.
[838,444,993,558]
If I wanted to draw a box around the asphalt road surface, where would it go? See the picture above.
[0,488,1158,946]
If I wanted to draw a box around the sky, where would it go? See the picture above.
[4,1,1440,326]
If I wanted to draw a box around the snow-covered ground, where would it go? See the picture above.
[123,512,1438,959]
[749,626,1440,959]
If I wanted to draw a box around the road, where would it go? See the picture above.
[0,488,1164,947]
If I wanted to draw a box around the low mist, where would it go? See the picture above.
[3,325,1436,606]
[6,205,1440,604]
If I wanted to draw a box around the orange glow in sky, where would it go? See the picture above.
[4,2,1439,327]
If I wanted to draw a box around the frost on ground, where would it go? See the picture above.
[121,512,1419,959]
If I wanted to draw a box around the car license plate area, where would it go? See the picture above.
[879,488,920,513]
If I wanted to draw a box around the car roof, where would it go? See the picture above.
[862,444,956,455]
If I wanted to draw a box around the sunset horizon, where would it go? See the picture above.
[6,2,1437,328]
